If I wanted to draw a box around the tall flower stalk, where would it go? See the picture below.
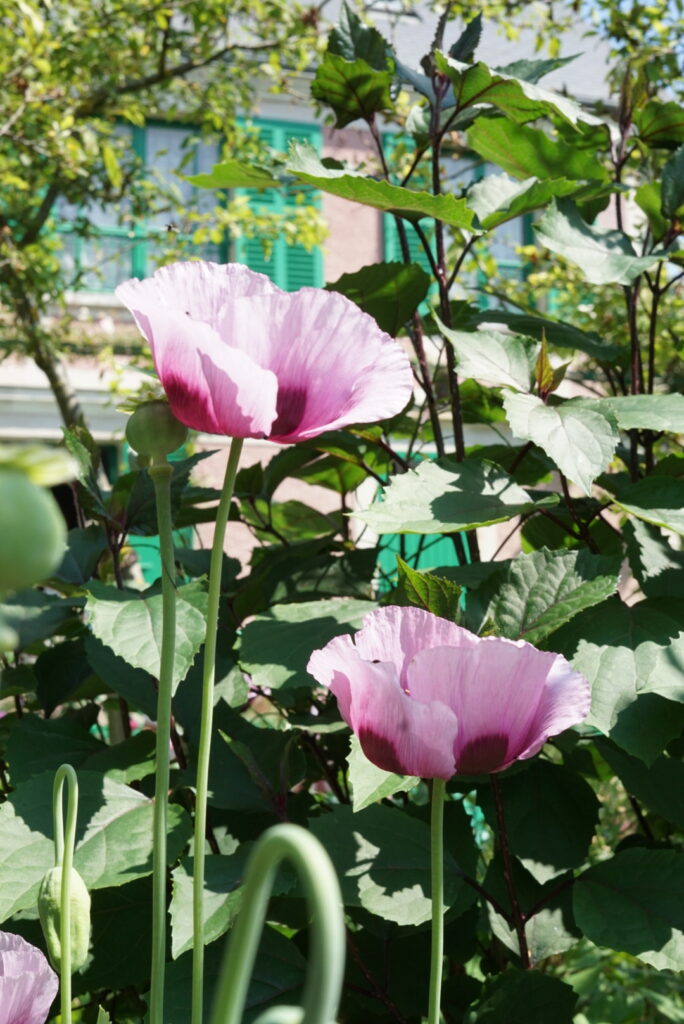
[428,778,446,1024]
[148,455,178,1024]
[192,436,244,1024]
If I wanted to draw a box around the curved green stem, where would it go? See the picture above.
[52,764,78,1024]
[192,436,244,1024]
[428,778,446,1024]
[149,459,177,1024]
[210,824,345,1024]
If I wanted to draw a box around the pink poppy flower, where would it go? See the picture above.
[307,606,590,780]
[0,931,58,1024]
[115,261,413,443]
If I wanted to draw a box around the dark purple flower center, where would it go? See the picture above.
[271,384,308,437]
[456,732,509,775]
[359,727,407,776]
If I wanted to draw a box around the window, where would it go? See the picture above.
[234,119,323,290]
[57,124,223,293]
[56,119,324,293]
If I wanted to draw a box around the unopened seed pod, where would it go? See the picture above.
[0,469,66,594]
[126,400,188,459]
[37,865,91,972]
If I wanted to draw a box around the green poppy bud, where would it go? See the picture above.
[38,865,91,972]
[0,469,66,594]
[126,401,188,459]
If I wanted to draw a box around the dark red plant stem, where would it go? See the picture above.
[457,872,513,925]
[628,793,655,842]
[523,874,576,921]
[559,473,600,554]
[346,929,409,1024]
[490,774,530,969]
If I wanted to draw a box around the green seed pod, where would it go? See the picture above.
[126,401,188,459]
[0,469,66,594]
[37,865,91,972]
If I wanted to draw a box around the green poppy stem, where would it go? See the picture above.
[52,763,78,1024]
[192,436,244,1024]
[428,778,446,1024]
[210,824,345,1024]
[149,459,177,1024]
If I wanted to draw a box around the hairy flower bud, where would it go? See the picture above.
[0,469,66,594]
[37,865,91,972]
[126,400,188,459]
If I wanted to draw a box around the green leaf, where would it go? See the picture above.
[162,928,305,1024]
[347,734,419,812]
[438,322,534,390]
[449,14,482,63]
[238,597,375,692]
[503,393,619,494]
[607,476,684,537]
[310,803,476,925]
[535,199,668,285]
[186,159,278,190]
[55,525,107,585]
[573,393,684,433]
[395,556,463,621]
[552,597,684,759]
[574,849,684,970]
[34,636,97,716]
[635,181,669,241]
[288,142,476,229]
[662,144,684,218]
[467,117,608,182]
[311,52,394,128]
[624,518,684,598]
[468,172,605,230]
[0,771,191,922]
[479,762,599,884]
[170,849,294,958]
[0,590,80,649]
[326,261,430,335]
[101,141,122,190]
[489,548,621,645]
[355,458,558,534]
[84,634,158,719]
[461,308,622,363]
[328,0,391,69]
[81,731,157,785]
[597,739,684,829]
[86,579,208,695]
[464,968,578,1024]
[76,879,152,993]
[634,100,684,149]
[434,52,600,127]
[6,714,105,784]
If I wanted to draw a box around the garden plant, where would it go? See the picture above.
[1,4,684,1023]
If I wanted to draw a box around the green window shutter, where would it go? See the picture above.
[235,119,322,289]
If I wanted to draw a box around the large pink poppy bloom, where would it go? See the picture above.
[0,931,58,1024]
[115,261,413,443]
[307,606,590,780]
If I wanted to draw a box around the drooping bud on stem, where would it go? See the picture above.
[38,865,91,972]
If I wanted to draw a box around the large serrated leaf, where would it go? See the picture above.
[607,476,684,537]
[503,393,619,494]
[86,578,208,695]
[468,117,608,182]
[311,52,394,128]
[310,803,476,925]
[464,968,578,1024]
[288,142,475,228]
[438,321,535,390]
[468,172,605,230]
[573,393,684,433]
[489,548,621,644]
[395,557,463,622]
[326,261,430,335]
[552,597,684,760]
[239,597,376,691]
[434,52,601,127]
[355,458,558,535]
[574,849,684,971]
[535,199,668,285]
[0,771,191,922]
